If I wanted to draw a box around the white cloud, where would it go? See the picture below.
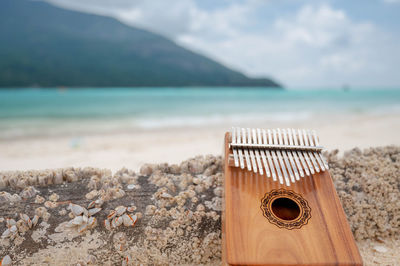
[116,0,196,37]
[176,4,400,87]
[46,0,400,87]
[275,5,350,48]
[47,0,199,37]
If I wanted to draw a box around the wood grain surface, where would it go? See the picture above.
[222,132,363,266]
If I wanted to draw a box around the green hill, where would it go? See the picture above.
[0,0,281,88]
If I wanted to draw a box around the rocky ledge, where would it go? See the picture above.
[0,146,399,265]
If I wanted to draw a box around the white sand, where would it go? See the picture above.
[1,113,399,172]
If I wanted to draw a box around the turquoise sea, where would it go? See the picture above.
[0,88,399,139]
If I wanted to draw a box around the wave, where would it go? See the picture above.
[0,111,314,139]
[134,112,313,129]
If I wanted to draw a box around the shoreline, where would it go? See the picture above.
[1,114,399,172]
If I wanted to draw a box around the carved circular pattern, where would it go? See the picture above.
[260,189,311,230]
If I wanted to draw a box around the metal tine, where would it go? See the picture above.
[231,127,239,167]
[236,128,245,169]
[267,129,283,183]
[297,129,315,175]
[302,129,320,173]
[292,128,310,176]
[307,130,325,171]
[257,129,271,178]
[247,128,258,174]
[241,128,252,171]
[287,128,304,178]
[283,129,300,181]
[273,129,291,186]
[278,129,295,184]
[262,129,277,181]
[252,129,265,175]
[248,128,264,175]
[312,130,329,169]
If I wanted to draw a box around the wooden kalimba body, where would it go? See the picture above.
[222,128,362,266]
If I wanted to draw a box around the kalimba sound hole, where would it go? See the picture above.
[271,197,301,221]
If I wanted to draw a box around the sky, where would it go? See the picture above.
[46,0,400,88]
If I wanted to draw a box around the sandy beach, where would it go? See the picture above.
[1,113,399,172]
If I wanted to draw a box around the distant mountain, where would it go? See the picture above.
[0,0,281,88]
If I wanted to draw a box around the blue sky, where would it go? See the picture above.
[47,0,400,88]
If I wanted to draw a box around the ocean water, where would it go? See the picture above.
[0,87,399,139]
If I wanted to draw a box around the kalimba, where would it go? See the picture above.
[222,128,362,266]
